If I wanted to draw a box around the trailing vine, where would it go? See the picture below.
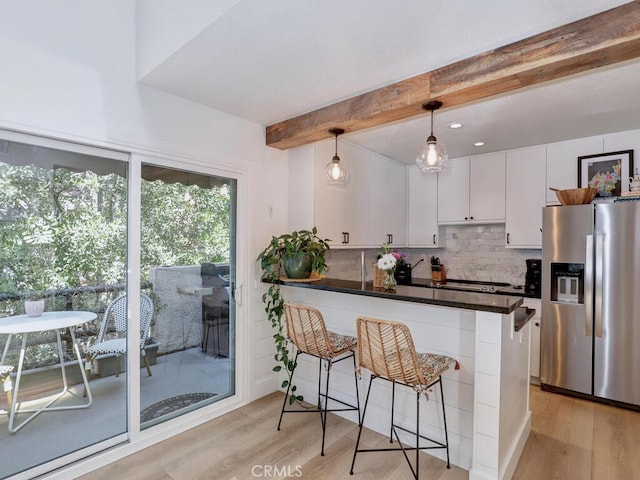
[262,274,301,404]
[257,228,330,405]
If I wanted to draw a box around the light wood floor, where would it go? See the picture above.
[79,386,640,480]
[514,387,640,480]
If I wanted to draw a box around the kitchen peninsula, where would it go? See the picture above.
[279,278,532,480]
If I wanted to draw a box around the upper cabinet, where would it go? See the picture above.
[436,157,469,223]
[407,165,439,247]
[368,159,407,247]
[437,153,505,224]
[297,128,640,252]
[313,140,406,248]
[313,140,367,247]
[505,146,546,248]
[546,136,603,204]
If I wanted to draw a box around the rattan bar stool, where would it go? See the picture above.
[277,302,361,456]
[350,316,459,479]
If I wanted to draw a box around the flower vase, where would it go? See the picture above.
[383,270,397,291]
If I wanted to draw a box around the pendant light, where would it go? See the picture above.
[325,128,349,185]
[416,100,448,173]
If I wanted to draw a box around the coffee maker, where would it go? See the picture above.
[525,259,542,295]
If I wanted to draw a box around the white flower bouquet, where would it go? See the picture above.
[377,253,397,271]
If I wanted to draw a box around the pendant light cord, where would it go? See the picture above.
[430,109,435,137]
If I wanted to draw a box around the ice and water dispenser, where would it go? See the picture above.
[549,263,584,304]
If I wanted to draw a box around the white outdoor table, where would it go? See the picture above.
[0,311,96,433]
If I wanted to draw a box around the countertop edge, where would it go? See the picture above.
[514,306,536,332]
[272,278,523,314]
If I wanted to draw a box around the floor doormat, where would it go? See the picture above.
[140,392,217,422]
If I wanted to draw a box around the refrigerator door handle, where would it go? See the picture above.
[594,234,604,338]
[585,235,593,337]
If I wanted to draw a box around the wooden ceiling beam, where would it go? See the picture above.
[266,1,640,150]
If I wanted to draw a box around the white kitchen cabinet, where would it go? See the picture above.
[438,153,505,224]
[522,298,541,381]
[546,136,603,204]
[505,146,546,248]
[407,165,439,247]
[368,159,407,247]
[313,140,368,247]
[437,157,469,223]
[314,140,406,248]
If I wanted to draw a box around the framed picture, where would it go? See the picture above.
[578,150,634,197]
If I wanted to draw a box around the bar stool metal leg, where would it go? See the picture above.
[352,353,361,426]
[350,374,375,475]
[278,350,360,456]
[350,375,451,479]
[320,359,331,456]
[440,375,451,468]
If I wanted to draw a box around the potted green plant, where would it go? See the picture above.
[24,293,46,317]
[258,227,331,280]
[19,279,51,318]
[257,227,330,404]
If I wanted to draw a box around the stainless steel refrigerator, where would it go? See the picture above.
[541,202,640,407]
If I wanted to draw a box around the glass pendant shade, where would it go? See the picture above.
[325,155,349,184]
[416,134,447,173]
[326,128,348,185]
[416,101,447,173]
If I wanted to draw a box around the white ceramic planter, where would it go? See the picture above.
[24,300,45,317]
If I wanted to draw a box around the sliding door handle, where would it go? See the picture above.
[234,284,243,307]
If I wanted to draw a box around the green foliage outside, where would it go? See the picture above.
[0,160,231,369]
[141,180,231,279]
[0,163,231,297]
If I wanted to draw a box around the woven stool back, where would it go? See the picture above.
[356,316,424,387]
[284,303,333,359]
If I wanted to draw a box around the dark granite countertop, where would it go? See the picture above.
[409,277,541,299]
[514,306,536,332]
[279,277,524,315]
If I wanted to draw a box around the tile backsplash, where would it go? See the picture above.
[325,224,540,287]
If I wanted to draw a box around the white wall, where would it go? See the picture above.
[0,0,284,407]
[136,0,242,79]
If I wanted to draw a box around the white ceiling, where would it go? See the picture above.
[138,0,639,162]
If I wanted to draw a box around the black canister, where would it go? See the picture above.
[395,262,412,285]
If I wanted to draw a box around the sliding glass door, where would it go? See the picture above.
[0,135,129,478]
[0,134,239,477]
[139,164,236,427]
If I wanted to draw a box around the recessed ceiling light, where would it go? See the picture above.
[474,141,485,146]
[449,122,463,129]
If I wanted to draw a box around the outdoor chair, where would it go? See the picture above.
[85,293,154,382]
[0,365,13,413]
